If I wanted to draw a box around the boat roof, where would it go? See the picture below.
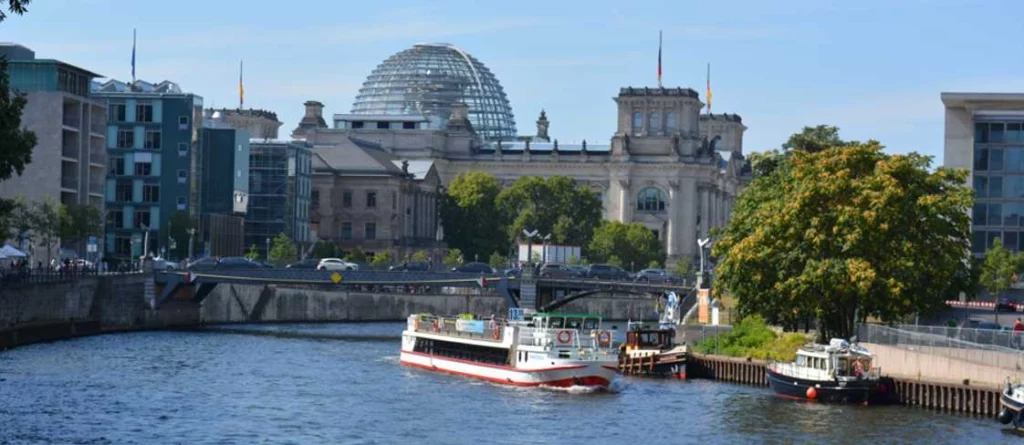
[532,312,602,318]
[797,339,872,358]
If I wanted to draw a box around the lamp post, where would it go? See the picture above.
[522,229,539,266]
[541,233,551,265]
[265,237,271,262]
[142,225,150,259]
[187,228,196,261]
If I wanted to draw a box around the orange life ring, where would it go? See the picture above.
[557,330,572,344]
[492,323,501,340]
[598,331,612,347]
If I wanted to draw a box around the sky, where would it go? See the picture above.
[3,0,1024,163]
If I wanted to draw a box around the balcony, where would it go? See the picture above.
[62,101,80,129]
[61,175,78,190]
[62,129,80,160]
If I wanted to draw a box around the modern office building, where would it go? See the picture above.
[0,43,107,261]
[92,79,203,261]
[246,140,312,258]
[195,112,250,257]
[942,92,1024,255]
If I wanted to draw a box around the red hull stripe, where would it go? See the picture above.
[401,360,610,387]
[402,350,589,373]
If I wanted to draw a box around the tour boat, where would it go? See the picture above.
[400,310,619,388]
[766,339,887,404]
[998,381,1024,428]
[617,291,687,380]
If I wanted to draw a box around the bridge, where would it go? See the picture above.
[154,269,694,312]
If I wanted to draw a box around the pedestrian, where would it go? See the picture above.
[1014,318,1024,348]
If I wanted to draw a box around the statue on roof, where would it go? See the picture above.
[536,109,550,142]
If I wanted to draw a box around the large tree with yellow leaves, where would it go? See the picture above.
[712,142,973,341]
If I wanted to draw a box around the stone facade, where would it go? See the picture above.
[206,108,283,140]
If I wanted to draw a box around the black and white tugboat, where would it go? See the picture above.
[998,381,1024,428]
[766,338,886,404]
[618,291,687,379]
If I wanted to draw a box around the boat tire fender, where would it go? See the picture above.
[598,331,612,347]
[557,330,572,345]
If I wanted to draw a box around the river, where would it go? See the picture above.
[0,323,1019,444]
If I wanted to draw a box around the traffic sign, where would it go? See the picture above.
[330,272,343,284]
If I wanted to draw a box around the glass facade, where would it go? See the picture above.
[351,43,517,141]
[972,120,1024,253]
[246,142,311,258]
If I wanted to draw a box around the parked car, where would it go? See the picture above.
[633,268,681,284]
[997,296,1018,312]
[317,258,359,271]
[586,264,630,280]
[451,262,495,274]
[565,265,588,276]
[389,261,430,271]
[152,257,180,271]
[186,257,219,271]
[502,267,522,278]
[217,257,266,269]
[286,258,321,269]
[538,263,581,278]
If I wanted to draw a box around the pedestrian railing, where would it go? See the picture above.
[857,323,1024,370]
[877,323,1024,351]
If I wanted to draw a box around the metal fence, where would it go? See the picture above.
[857,323,1024,369]
[0,268,144,287]
[677,324,734,349]
[872,323,1024,351]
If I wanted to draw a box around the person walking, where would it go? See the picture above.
[1014,318,1024,348]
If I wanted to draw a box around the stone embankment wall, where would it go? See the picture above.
[863,342,1024,388]
[201,284,659,323]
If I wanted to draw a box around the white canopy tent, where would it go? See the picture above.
[0,244,27,257]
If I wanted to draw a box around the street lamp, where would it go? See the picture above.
[265,237,271,262]
[522,229,539,266]
[187,228,196,261]
[541,233,552,265]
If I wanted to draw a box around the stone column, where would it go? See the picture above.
[680,178,698,258]
[666,180,680,257]
[698,185,710,238]
[617,178,631,222]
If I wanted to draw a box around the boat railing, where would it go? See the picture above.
[515,327,613,350]
[771,362,883,381]
[410,315,505,343]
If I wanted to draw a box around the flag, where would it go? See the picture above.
[239,60,244,109]
[657,31,663,88]
[706,63,712,114]
[131,29,136,83]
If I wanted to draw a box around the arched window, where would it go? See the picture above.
[637,187,666,212]
[665,112,678,133]
[632,112,644,135]
[649,112,662,135]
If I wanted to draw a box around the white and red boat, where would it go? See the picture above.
[400,311,619,388]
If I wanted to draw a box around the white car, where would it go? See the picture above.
[152,258,179,271]
[317,258,359,271]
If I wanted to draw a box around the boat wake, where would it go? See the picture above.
[539,381,622,395]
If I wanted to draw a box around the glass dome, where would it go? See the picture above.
[351,43,518,141]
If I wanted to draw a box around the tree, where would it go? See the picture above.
[5,196,31,250]
[165,211,196,260]
[670,257,693,278]
[0,1,30,22]
[344,247,366,264]
[60,204,102,245]
[268,233,298,266]
[244,244,260,261]
[781,125,857,154]
[310,240,337,259]
[439,172,506,264]
[29,197,62,264]
[588,220,664,272]
[981,238,1018,323]
[0,53,40,238]
[712,142,973,341]
[370,249,392,269]
[444,248,463,267]
[488,251,505,269]
[411,249,430,263]
[496,175,602,248]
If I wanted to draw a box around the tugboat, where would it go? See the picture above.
[618,291,687,379]
[400,310,619,388]
[998,381,1024,428]
[766,338,886,404]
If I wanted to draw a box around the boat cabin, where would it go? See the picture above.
[794,339,875,379]
[529,313,603,331]
[624,328,675,351]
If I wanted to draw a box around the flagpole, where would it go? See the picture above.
[706,63,711,115]
[131,28,136,85]
[239,60,244,110]
[657,30,663,88]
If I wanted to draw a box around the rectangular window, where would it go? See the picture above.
[311,189,320,210]
[136,103,153,123]
[115,181,132,202]
[117,129,134,149]
[178,115,189,129]
[1005,231,1019,251]
[1007,148,1024,171]
[974,176,988,199]
[142,184,160,203]
[178,142,188,157]
[1007,204,1024,227]
[365,222,377,240]
[144,130,161,149]
[366,191,377,208]
[108,156,125,175]
[972,231,985,253]
[392,191,397,210]
[377,121,390,129]
[107,209,123,228]
[1009,123,1022,142]
[351,121,364,129]
[988,231,1001,249]
[403,122,416,130]
[973,204,987,226]
[177,196,187,210]
[991,149,1004,171]
[114,236,132,256]
[109,104,126,122]
[991,176,1004,199]
[988,203,1002,225]
[991,123,1005,143]
[976,123,990,143]
[133,209,151,228]
[342,190,352,208]
[177,169,188,184]
[134,161,151,176]
[341,222,352,240]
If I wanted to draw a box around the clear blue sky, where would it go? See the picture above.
[4,0,1023,162]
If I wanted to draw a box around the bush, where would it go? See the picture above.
[693,315,808,361]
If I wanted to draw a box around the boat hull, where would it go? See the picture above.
[400,350,617,388]
[999,390,1024,427]
[618,354,687,380]
[766,367,883,404]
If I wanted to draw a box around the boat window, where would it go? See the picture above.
[566,318,583,330]
[583,318,599,330]
[548,318,564,329]
[796,355,806,366]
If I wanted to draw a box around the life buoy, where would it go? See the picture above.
[557,330,572,344]
[598,331,612,347]
[493,323,501,340]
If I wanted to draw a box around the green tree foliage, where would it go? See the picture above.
[310,240,337,259]
[411,250,430,263]
[444,248,463,267]
[165,211,196,260]
[0,54,39,235]
[488,251,505,269]
[712,143,973,341]
[781,125,858,154]
[268,233,298,266]
[496,176,602,248]
[370,249,392,269]
[588,221,663,271]
[5,196,31,248]
[244,244,260,261]
[59,204,102,244]
[693,316,809,361]
[0,0,30,22]
[29,197,61,263]
[344,247,366,264]
[439,172,505,264]
[670,257,694,278]
[980,238,1018,304]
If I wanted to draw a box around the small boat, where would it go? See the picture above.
[618,322,687,379]
[617,291,687,379]
[766,338,887,404]
[998,381,1024,428]
[400,310,619,388]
